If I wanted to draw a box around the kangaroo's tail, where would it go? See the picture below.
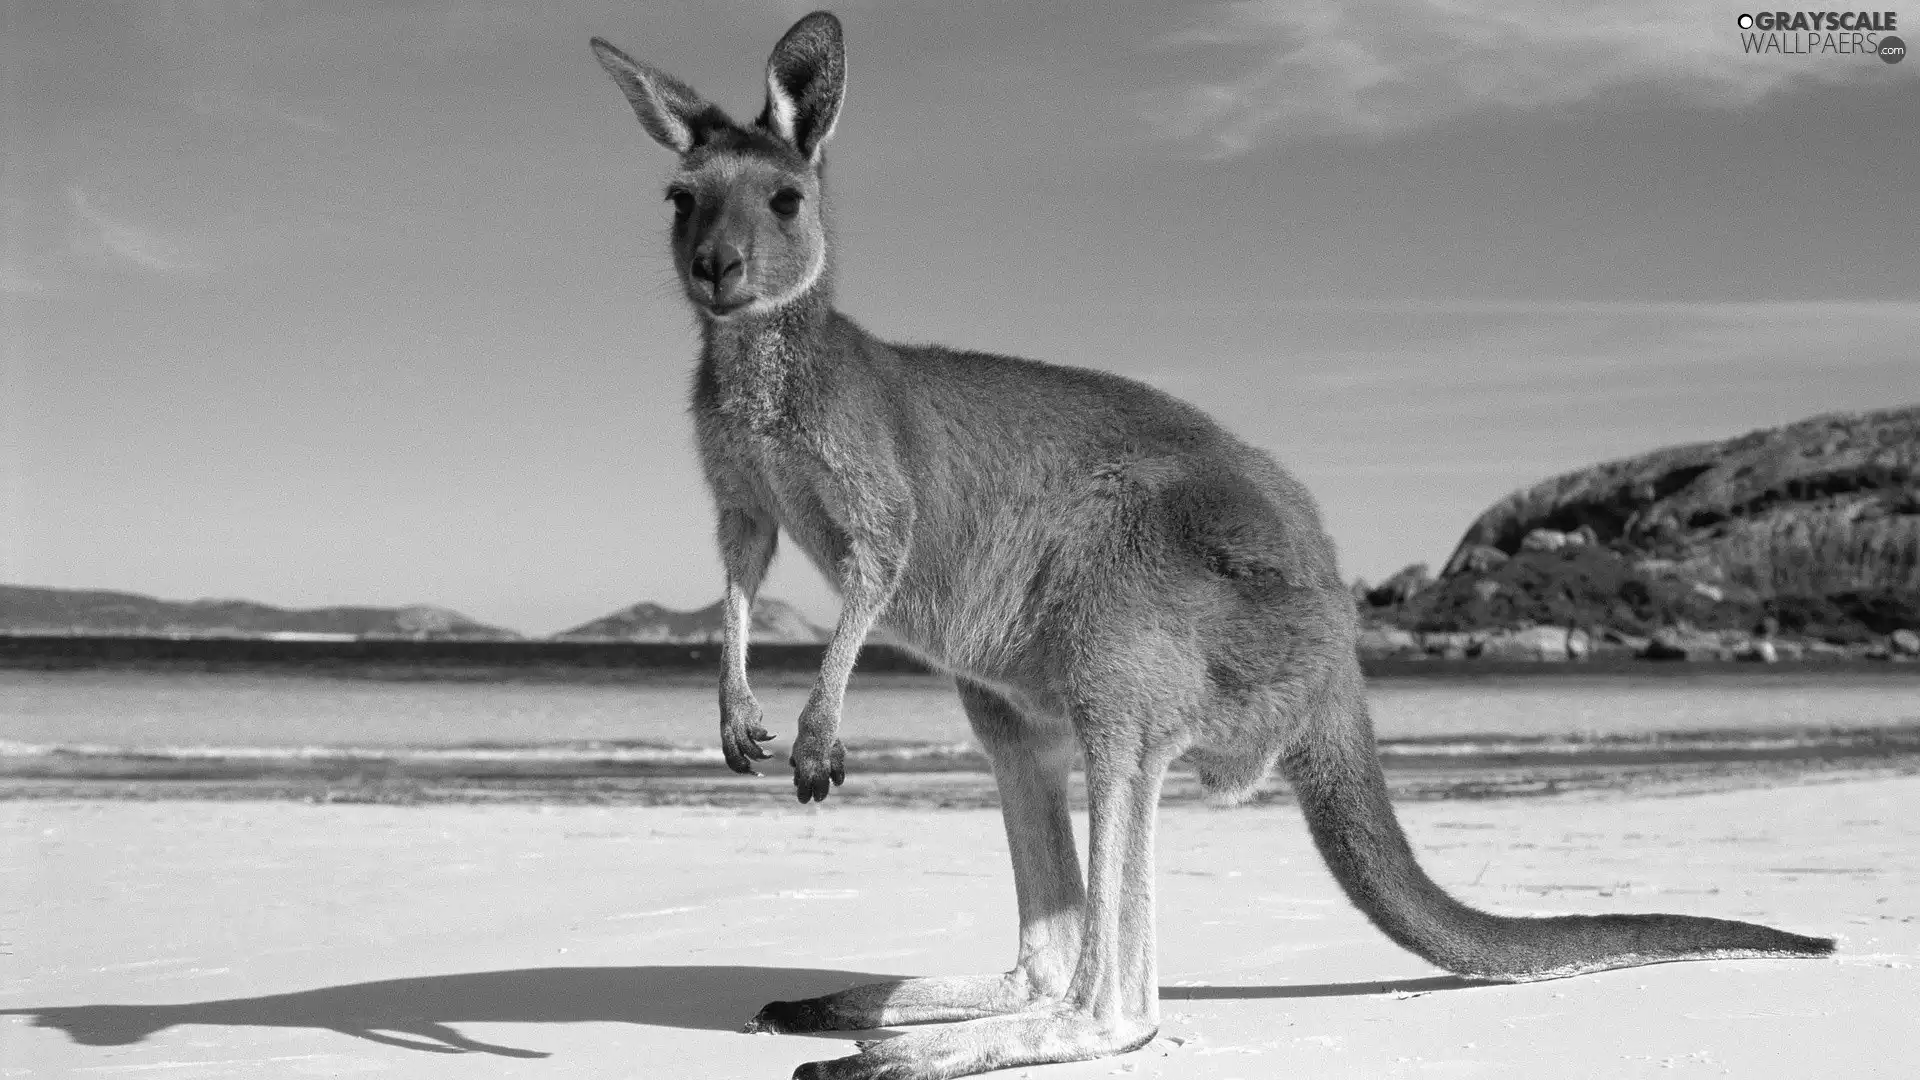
[1281,671,1834,982]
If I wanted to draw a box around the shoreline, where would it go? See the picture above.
[7,725,1917,807]
[5,634,1918,682]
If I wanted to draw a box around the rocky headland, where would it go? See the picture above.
[1356,405,1920,663]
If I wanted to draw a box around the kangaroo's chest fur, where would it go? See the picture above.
[692,319,877,589]
[690,314,1069,679]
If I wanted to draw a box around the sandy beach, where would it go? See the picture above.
[5,773,1917,1079]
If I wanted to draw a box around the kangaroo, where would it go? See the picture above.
[590,12,1834,1079]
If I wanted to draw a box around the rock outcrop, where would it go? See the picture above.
[1364,563,1433,608]
[1360,404,1919,653]
[1441,405,1918,604]
[1473,625,1574,662]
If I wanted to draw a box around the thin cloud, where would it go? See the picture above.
[1145,1,1893,153]
[431,1,537,52]
[0,266,46,295]
[187,88,335,134]
[1312,459,1550,477]
[1287,299,1920,397]
[68,188,204,273]
[142,0,539,58]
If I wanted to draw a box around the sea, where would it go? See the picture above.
[4,667,1917,755]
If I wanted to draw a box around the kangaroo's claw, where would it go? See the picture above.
[720,695,777,775]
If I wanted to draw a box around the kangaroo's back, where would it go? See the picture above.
[784,321,1346,679]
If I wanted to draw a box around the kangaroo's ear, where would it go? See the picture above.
[758,11,845,163]
[591,37,726,154]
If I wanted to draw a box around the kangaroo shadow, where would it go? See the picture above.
[3,966,901,1059]
[7,967,1490,1059]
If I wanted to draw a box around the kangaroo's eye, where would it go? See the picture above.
[666,189,695,216]
[769,188,802,219]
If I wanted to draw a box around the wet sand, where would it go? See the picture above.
[5,776,1917,1078]
[5,724,1917,808]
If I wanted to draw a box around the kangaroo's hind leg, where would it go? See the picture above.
[792,695,1174,1079]
[746,678,1086,1033]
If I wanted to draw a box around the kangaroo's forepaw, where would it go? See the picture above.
[743,997,837,1034]
[789,733,846,803]
[720,693,776,775]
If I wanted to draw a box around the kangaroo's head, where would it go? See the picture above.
[592,12,845,322]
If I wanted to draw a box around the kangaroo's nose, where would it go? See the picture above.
[691,242,744,297]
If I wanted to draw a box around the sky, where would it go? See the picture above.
[2,0,1916,635]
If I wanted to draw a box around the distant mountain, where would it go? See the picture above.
[556,596,830,643]
[0,584,520,640]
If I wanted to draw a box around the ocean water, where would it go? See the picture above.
[2,668,1917,752]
